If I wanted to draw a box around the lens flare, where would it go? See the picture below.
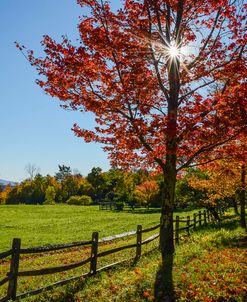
[168,45,180,58]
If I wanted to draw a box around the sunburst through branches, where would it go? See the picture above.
[168,44,180,58]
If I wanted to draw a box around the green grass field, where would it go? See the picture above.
[0,205,200,252]
[0,205,162,251]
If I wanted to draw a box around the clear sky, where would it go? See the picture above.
[0,0,123,182]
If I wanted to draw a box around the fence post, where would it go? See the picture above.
[199,211,202,227]
[175,216,179,244]
[136,225,142,260]
[7,238,21,301]
[210,211,213,221]
[203,210,207,224]
[90,232,99,275]
[206,209,210,222]
[187,216,190,236]
[193,213,196,230]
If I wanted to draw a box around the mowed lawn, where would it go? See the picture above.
[0,205,162,252]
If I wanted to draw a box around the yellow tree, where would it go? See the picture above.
[188,159,246,226]
[188,161,241,203]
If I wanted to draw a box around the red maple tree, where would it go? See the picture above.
[18,0,247,299]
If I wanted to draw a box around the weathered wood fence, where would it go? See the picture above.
[99,202,115,210]
[0,207,225,301]
[99,202,144,211]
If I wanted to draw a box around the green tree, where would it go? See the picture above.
[30,174,45,204]
[44,186,56,205]
[67,195,92,205]
[86,167,106,202]
[175,169,207,209]
[55,165,72,182]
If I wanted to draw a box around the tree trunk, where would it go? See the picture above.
[155,164,177,301]
[207,206,221,221]
[157,175,176,301]
[240,164,246,229]
[154,2,183,300]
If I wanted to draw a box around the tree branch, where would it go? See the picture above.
[187,9,222,70]
[178,79,215,105]
[177,129,245,172]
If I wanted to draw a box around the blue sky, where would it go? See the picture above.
[0,1,122,182]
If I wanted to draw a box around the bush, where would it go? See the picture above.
[114,201,125,211]
[66,195,92,205]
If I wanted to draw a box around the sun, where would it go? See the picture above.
[168,45,180,58]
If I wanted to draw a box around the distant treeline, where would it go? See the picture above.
[1,165,237,210]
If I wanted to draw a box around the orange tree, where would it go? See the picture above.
[18,0,247,299]
[0,185,11,204]
[135,179,159,207]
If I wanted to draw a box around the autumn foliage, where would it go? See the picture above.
[17,0,247,171]
[188,160,243,204]
[135,180,159,206]
[16,0,247,298]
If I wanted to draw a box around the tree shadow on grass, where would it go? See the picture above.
[30,277,88,302]
[213,213,243,230]
[194,213,242,232]
[154,254,176,302]
[220,231,247,249]
[31,249,159,302]
[201,213,247,249]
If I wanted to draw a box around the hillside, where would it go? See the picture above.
[0,179,17,187]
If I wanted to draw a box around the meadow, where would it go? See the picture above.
[0,205,201,252]
[23,212,247,302]
[0,205,158,252]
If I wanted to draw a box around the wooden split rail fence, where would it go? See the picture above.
[0,207,225,301]
[99,202,144,211]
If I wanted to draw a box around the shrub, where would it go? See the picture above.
[114,201,125,211]
[66,195,92,205]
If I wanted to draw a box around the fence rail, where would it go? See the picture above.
[0,250,12,261]
[99,230,136,243]
[0,206,226,302]
[20,240,92,254]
